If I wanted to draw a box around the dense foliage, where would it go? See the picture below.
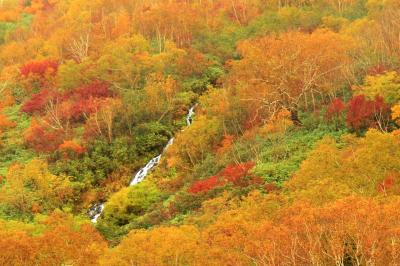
[0,0,400,265]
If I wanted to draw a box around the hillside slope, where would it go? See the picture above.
[0,0,400,265]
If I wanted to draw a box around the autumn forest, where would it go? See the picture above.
[0,0,400,265]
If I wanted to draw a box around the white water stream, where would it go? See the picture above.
[88,105,197,223]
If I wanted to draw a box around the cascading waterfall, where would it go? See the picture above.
[88,204,104,223]
[88,105,197,223]
[128,138,173,186]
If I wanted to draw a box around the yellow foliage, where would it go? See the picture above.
[288,130,400,203]
[100,225,202,266]
[353,71,400,104]
[261,108,293,135]
[165,115,222,171]
[0,159,73,213]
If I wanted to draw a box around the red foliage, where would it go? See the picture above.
[346,95,390,132]
[22,81,111,121]
[20,59,59,77]
[326,98,345,120]
[219,161,255,186]
[20,79,117,153]
[24,119,65,153]
[72,81,112,99]
[188,162,258,194]
[65,81,112,119]
[59,98,101,122]
[21,89,62,114]
[347,95,373,131]
[367,64,387,76]
[188,176,225,194]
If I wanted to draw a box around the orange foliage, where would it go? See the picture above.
[0,212,106,266]
[216,134,234,154]
[31,202,42,213]
[0,230,37,265]
[227,30,354,127]
[261,108,293,134]
[133,1,200,49]
[0,8,20,22]
[0,92,15,109]
[177,49,211,77]
[0,114,16,129]
[22,0,57,14]
[101,195,400,265]
[58,140,86,155]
